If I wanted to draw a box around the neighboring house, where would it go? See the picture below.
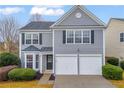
[106,18,124,60]
[19,5,106,75]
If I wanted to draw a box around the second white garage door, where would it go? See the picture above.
[79,55,102,75]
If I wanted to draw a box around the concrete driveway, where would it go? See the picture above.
[54,75,115,88]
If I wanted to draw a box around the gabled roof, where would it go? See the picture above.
[107,18,124,28]
[22,45,40,51]
[22,46,52,52]
[51,5,106,28]
[111,18,124,21]
[20,21,54,30]
[41,47,53,52]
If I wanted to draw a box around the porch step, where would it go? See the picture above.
[44,70,52,74]
[38,74,53,85]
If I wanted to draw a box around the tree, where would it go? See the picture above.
[0,16,19,53]
[29,14,43,22]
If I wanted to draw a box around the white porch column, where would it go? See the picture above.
[40,54,43,73]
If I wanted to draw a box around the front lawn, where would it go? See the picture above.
[110,80,124,88]
[0,80,53,88]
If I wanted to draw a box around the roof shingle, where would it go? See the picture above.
[20,21,54,30]
[22,45,40,51]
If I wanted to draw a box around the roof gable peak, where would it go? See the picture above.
[51,5,106,28]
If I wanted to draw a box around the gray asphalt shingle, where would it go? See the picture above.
[22,45,40,51]
[22,45,52,52]
[20,21,54,30]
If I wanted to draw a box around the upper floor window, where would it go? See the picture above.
[26,34,31,44]
[120,33,124,42]
[66,30,91,44]
[25,34,39,44]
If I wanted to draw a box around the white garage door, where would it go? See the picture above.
[79,55,102,75]
[55,55,78,75]
[55,54,102,75]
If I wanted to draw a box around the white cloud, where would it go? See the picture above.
[43,5,63,8]
[30,6,65,16]
[0,7,23,15]
[33,5,63,8]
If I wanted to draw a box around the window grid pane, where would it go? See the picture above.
[75,31,82,43]
[83,31,90,43]
[33,34,38,44]
[67,31,74,43]
[26,34,31,44]
[26,55,33,68]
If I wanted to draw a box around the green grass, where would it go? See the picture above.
[0,80,53,88]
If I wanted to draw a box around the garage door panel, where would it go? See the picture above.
[79,56,102,75]
[55,56,78,75]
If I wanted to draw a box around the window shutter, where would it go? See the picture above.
[39,33,42,44]
[91,30,94,44]
[63,30,66,44]
[22,33,25,45]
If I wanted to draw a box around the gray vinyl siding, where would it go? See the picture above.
[54,29,103,54]
[57,8,100,26]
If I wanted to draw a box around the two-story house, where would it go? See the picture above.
[19,5,106,75]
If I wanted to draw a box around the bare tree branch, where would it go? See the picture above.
[29,14,44,22]
[0,16,19,53]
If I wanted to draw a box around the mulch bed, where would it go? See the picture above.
[49,74,55,80]
[0,65,17,81]
[35,71,43,80]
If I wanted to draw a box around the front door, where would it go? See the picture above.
[46,55,53,70]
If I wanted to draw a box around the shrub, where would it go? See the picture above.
[8,68,36,81]
[120,61,124,70]
[107,57,119,66]
[102,64,123,80]
[0,52,20,67]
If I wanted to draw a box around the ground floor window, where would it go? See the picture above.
[26,55,33,68]
[25,54,39,70]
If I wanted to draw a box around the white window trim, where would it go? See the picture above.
[25,33,39,45]
[65,29,91,44]
[25,53,39,70]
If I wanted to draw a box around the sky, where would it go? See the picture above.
[0,5,124,26]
